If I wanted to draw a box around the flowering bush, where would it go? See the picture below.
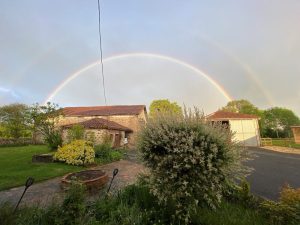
[261,184,300,224]
[54,140,95,166]
[138,109,247,224]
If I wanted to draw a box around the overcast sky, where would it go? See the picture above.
[1,1,300,115]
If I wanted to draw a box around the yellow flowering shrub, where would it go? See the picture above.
[54,140,95,166]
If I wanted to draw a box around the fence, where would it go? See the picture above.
[261,138,294,147]
[261,138,273,146]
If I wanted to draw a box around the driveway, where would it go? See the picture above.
[245,147,300,200]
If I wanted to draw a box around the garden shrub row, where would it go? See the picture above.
[4,181,299,225]
[0,137,44,147]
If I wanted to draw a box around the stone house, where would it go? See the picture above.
[57,105,147,148]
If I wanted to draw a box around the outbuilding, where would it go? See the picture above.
[291,126,300,144]
[206,111,261,147]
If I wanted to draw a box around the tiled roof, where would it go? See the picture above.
[63,105,146,116]
[62,118,132,132]
[206,111,259,120]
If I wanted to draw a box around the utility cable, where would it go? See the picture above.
[97,0,107,105]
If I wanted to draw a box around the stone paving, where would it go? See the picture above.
[0,160,146,207]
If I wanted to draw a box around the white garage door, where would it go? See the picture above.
[229,119,260,146]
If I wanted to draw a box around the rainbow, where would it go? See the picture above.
[198,34,274,106]
[44,52,233,104]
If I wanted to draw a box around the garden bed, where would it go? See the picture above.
[61,169,108,192]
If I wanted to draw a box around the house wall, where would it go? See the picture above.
[229,119,261,147]
[62,128,126,146]
[58,110,146,148]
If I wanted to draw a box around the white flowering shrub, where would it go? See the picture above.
[138,109,247,224]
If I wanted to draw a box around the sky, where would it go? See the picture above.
[1,0,300,115]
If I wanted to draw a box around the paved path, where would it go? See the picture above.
[245,147,300,200]
[0,160,145,207]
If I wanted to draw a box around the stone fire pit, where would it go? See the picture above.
[61,170,109,192]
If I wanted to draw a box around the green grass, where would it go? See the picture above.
[93,184,270,225]
[0,145,83,191]
[271,139,300,149]
[194,201,267,225]
[0,183,288,225]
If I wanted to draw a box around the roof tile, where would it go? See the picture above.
[206,111,259,120]
[63,105,146,116]
[62,118,132,132]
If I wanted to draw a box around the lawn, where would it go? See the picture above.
[0,145,83,191]
[271,139,300,149]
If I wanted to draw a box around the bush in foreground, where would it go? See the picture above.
[261,185,300,225]
[138,109,248,224]
[0,183,269,225]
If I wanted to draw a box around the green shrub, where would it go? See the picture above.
[67,124,85,143]
[94,143,111,159]
[223,180,262,209]
[0,182,270,225]
[0,202,15,225]
[138,109,247,224]
[192,201,267,225]
[94,183,169,225]
[13,182,89,225]
[94,133,113,159]
[54,140,95,165]
[261,185,300,225]
[94,144,123,163]
[44,130,63,150]
[110,150,123,161]
[60,182,88,225]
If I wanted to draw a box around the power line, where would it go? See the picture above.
[97,0,107,105]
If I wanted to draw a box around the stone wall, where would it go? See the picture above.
[0,137,44,146]
[62,128,126,147]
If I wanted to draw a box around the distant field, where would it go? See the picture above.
[0,145,82,191]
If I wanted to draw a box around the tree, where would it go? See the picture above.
[28,102,63,149]
[263,107,300,138]
[149,99,182,117]
[0,103,29,139]
[221,99,261,115]
[67,124,85,143]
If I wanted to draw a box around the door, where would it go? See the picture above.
[113,133,121,147]
[229,119,260,147]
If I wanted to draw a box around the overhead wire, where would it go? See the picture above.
[97,0,107,105]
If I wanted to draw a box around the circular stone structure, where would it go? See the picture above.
[61,170,109,191]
